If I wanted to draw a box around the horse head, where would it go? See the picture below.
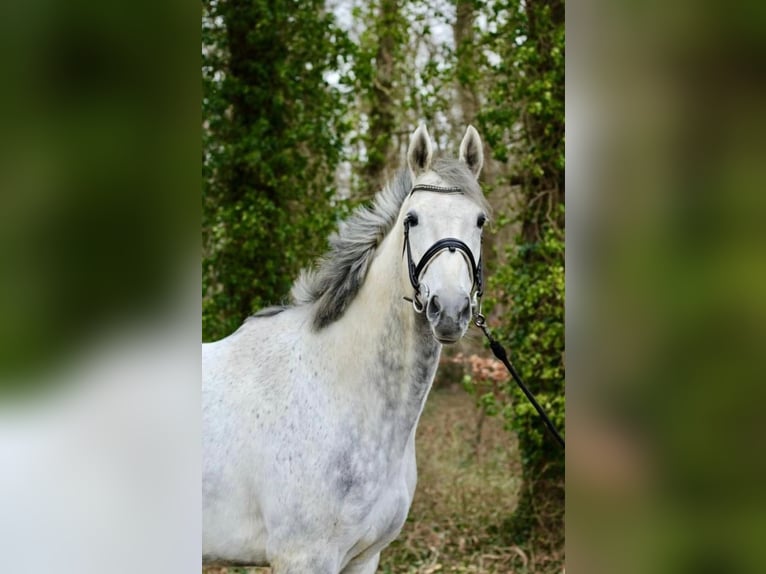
[402,124,487,344]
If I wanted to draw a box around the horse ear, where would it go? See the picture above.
[459,125,484,179]
[407,123,433,177]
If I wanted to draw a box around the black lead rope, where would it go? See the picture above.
[474,314,565,450]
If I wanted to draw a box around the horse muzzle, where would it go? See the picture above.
[425,290,472,344]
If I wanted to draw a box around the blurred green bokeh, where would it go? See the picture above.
[0,0,199,387]
[568,1,766,572]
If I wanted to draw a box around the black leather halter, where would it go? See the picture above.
[403,185,484,313]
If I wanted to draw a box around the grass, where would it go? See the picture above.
[203,380,563,573]
[378,384,525,574]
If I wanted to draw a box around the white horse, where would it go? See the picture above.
[202,124,489,573]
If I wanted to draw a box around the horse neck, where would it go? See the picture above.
[327,222,441,435]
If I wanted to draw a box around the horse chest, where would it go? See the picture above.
[335,453,414,564]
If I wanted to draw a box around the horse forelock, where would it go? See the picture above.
[291,158,488,330]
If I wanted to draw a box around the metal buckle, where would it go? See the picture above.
[412,283,428,313]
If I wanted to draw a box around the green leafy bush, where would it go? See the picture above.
[202,0,352,341]
[479,0,565,549]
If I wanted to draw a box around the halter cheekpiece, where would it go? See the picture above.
[403,184,484,314]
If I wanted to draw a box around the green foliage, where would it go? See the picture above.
[479,0,564,194]
[490,224,564,460]
[202,0,353,341]
[479,0,565,547]
[484,222,564,546]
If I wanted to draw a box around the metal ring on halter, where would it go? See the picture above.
[412,283,428,313]
[471,291,480,316]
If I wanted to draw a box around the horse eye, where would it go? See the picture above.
[477,214,487,228]
[406,212,419,227]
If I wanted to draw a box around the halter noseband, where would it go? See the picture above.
[403,185,484,314]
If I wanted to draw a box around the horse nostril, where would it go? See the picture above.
[427,295,442,318]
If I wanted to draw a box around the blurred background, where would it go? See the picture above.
[202,0,564,571]
[567,1,766,573]
[0,0,201,573]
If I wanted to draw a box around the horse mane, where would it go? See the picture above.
[291,157,489,330]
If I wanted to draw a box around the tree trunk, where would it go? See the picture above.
[362,0,399,195]
[454,0,478,127]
